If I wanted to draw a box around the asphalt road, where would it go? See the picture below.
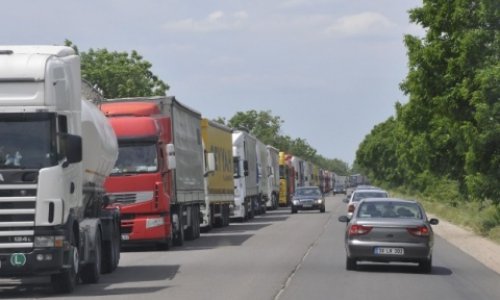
[1,194,499,300]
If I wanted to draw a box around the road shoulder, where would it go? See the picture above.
[430,214,500,275]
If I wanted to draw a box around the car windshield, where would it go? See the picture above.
[296,188,321,196]
[357,201,423,219]
[352,191,387,202]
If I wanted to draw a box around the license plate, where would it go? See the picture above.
[303,204,312,208]
[121,234,130,241]
[374,247,404,255]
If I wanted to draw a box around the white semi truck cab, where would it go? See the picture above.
[0,46,121,293]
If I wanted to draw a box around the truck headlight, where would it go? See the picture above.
[35,236,64,248]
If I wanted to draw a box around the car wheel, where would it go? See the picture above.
[291,206,298,214]
[320,205,325,213]
[346,256,356,270]
[419,256,432,273]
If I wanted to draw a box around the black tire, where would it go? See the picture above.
[320,206,325,213]
[102,220,120,273]
[346,256,356,270]
[222,204,230,227]
[51,232,79,293]
[291,206,298,214]
[80,230,102,284]
[185,206,200,240]
[419,257,432,273]
[248,200,255,219]
[173,211,184,246]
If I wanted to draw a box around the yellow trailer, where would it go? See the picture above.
[200,119,234,229]
[279,152,292,206]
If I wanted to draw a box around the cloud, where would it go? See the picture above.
[325,12,396,36]
[163,10,248,33]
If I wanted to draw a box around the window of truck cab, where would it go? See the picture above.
[0,113,58,169]
[111,141,159,174]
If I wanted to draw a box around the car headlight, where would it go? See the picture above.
[293,200,299,205]
[316,199,323,204]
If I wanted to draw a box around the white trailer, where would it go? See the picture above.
[231,130,259,220]
[0,46,121,293]
[265,145,280,210]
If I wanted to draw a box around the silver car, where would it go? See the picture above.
[338,198,439,273]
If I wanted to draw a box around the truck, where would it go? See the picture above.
[100,96,205,248]
[231,130,259,220]
[291,156,305,189]
[200,118,233,229]
[265,146,280,210]
[0,46,121,293]
[278,152,295,206]
[255,139,270,214]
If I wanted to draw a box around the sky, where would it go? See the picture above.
[2,0,424,166]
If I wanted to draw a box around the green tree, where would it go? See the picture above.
[224,109,350,173]
[356,0,499,203]
[65,40,168,98]
[227,110,283,146]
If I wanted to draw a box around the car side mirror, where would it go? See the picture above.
[429,218,439,225]
[338,215,350,223]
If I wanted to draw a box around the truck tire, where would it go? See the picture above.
[80,230,102,284]
[173,212,184,246]
[185,206,200,240]
[102,220,121,273]
[223,204,230,227]
[51,232,79,293]
[272,194,278,210]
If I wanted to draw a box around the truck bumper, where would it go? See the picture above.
[230,204,245,218]
[120,214,171,243]
[0,247,67,277]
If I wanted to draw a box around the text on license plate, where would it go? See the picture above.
[374,247,404,255]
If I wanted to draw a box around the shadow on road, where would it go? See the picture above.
[355,263,453,275]
[214,223,270,232]
[165,233,254,252]
[0,264,180,298]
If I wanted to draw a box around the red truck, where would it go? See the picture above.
[100,96,206,249]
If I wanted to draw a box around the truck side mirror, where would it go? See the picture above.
[205,152,215,177]
[166,143,176,170]
[61,134,82,165]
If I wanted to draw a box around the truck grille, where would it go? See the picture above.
[107,191,153,205]
[0,184,37,250]
[108,193,137,205]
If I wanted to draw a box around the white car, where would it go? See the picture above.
[345,189,389,218]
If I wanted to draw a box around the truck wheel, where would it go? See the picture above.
[80,230,102,283]
[51,233,79,293]
[186,206,200,240]
[223,204,230,227]
[102,221,121,272]
[173,212,184,246]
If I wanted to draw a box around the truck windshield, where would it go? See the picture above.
[233,156,241,178]
[0,113,57,169]
[111,143,158,174]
